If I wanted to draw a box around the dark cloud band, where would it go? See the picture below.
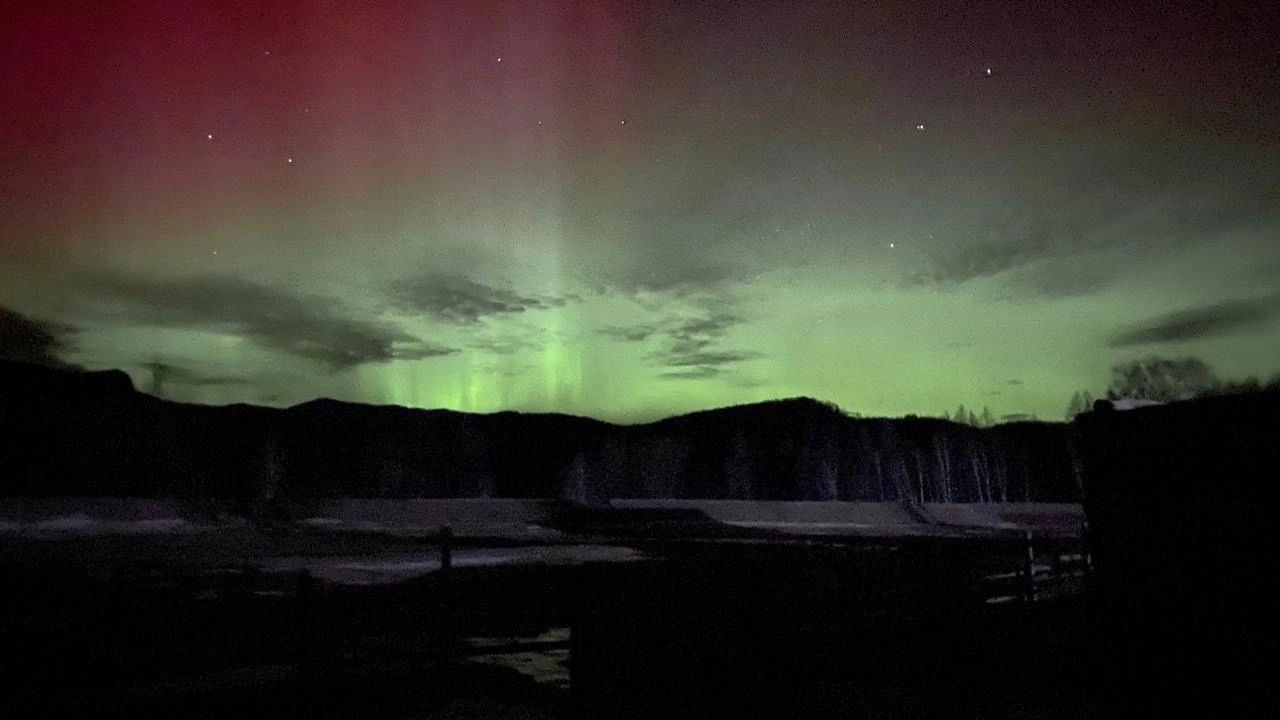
[1109,295,1280,347]
[71,272,455,370]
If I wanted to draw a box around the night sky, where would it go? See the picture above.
[2,1,1278,422]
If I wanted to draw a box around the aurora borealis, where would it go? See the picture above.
[2,1,1278,422]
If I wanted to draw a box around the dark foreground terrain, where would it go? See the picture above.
[2,517,1093,719]
[2,363,1276,717]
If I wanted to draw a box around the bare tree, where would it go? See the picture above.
[1107,356,1220,403]
[1065,391,1085,420]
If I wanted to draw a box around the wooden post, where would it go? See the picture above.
[1080,517,1093,590]
[1081,518,1092,569]
[1022,530,1036,603]
[439,525,454,573]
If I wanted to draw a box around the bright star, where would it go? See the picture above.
[206,133,213,140]
[915,124,926,131]
[985,67,992,76]
[287,157,294,164]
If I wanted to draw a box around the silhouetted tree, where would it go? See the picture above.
[1107,357,1220,403]
[1066,391,1084,420]
[1066,390,1101,420]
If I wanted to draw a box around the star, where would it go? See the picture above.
[497,56,502,63]
[620,120,626,125]
[206,133,214,140]
[889,242,896,249]
[915,124,926,131]
[537,121,543,125]
[287,157,294,164]
[985,67,993,76]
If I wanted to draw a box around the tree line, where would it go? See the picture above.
[940,356,1279,426]
[1064,356,1280,420]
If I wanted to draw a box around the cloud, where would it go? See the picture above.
[75,272,455,370]
[906,208,1130,297]
[0,305,77,368]
[658,366,725,380]
[659,349,762,368]
[474,363,538,378]
[389,273,563,324]
[467,334,543,355]
[910,238,1054,288]
[1000,256,1123,299]
[598,324,660,343]
[906,130,1280,298]
[139,361,251,396]
[1108,295,1280,347]
[616,261,746,296]
[600,306,761,379]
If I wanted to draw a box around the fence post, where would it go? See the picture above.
[1081,518,1092,569]
[1080,517,1093,589]
[440,525,454,573]
[1023,530,1036,603]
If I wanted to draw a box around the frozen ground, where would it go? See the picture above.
[0,497,1082,589]
[0,498,1094,718]
[0,497,1084,539]
[608,499,1083,537]
[259,546,639,585]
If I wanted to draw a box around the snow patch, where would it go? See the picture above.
[262,546,640,586]
[2,515,207,536]
[34,514,98,531]
[1110,398,1163,411]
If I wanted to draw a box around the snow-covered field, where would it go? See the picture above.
[609,499,1084,537]
[259,546,639,585]
[0,497,1083,588]
[0,497,1084,539]
[0,513,238,536]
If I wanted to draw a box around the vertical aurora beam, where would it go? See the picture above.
[475,1,634,411]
